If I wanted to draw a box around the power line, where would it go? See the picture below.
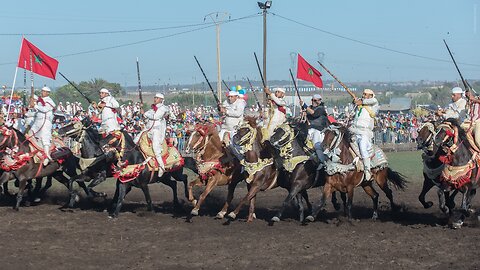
[0,13,261,66]
[0,21,220,36]
[270,12,480,68]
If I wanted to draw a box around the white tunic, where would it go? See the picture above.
[444,97,467,121]
[100,95,120,133]
[221,99,246,132]
[30,96,55,146]
[265,93,287,138]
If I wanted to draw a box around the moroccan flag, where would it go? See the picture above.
[296,54,323,88]
[17,38,59,79]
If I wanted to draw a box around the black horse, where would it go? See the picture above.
[100,129,188,218]
[431,119,479,228]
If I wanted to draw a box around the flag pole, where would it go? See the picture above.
[5,67,19,121]
[30,50,35,100]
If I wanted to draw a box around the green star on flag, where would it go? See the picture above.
[34,54,43,65]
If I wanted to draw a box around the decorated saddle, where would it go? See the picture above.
[324,143,388,176]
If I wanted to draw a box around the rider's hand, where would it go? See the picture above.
[264,87,271,95]
[354,98,362,106]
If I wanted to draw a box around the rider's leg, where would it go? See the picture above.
[151,130,165,177]
[358,136,372,181]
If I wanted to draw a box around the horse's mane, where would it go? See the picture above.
[288,120,309,148]
[444,118,474,150]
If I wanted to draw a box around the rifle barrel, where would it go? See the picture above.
[443,39,471,92]
[317,61,356,99]
[254,52,266,88]
[246,77,262,109]
[58,72,92,104]
[289,69,303,104]
[194,56,221,110]
[136,57,143,104]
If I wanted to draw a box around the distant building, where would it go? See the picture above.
[379,97,411,113]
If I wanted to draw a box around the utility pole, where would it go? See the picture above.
[258,1,272,106]
[204,12,230,104]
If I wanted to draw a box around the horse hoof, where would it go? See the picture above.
[227,212,237,220]
[190,209,199,216]
[271,216,280,222]
[451,221,463,229]
[424,201,434,209]
[371,213,378,221]
[191,199,197,207]
[33,198,41,203]
[75,194,80,203]
[216,211,226,219]
[252,213,256,219]
[306,215,315,222]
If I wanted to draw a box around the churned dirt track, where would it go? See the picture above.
[0,176,479,270]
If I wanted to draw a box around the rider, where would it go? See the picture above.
[437,87,467,121]
[137,93,169,177]
[302,94,329,168]
[463,88,480,149]
[30,86,56,166]
[97,88,120,134]
[218,91,246,144]
[349,89,379,181]
[264,87,287,139]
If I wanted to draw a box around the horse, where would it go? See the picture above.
[417,121,457,214]
[266,121,345,223]
[185,123,247,219]
[101,129,188,218]
[306,125,407,222]
[223,117,282,222]
[0,125,83,209]
[431,119,479,228]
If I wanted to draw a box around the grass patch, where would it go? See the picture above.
[385,150,423,183]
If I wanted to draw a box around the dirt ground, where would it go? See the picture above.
[0,173,479,270]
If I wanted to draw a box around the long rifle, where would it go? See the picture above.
[194,56,221,111]
[59,72,93,104]
[222,79,230,93]
[317,61,356,99]
[136,57,144,104]
[246,77,262,109]
[443,39,476,94]
[254,52,266,88]
[289,69,303,105]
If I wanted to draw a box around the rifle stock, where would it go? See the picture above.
[317,61,356,99]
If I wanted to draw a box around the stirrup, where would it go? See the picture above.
[43,158,50,166]
[364,170,373,181]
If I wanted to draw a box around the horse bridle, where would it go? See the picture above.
[418,122,435,151]
[233,123,257,154]
[187,126,210,156]
[323,126,343,153]
[0,126,18,150]
[433,123,457,153]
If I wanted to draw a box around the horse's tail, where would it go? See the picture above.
[386,167,408,191]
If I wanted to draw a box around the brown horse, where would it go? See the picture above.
[225,117,282,222]
[185,123,246,219]
[306,125,407,222]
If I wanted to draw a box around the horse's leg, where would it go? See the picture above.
[228,180,262,220]
[170,169,189,200]
[86,171,108,198]
[301,190,312,214]
[36,176,52,202]
[190,177,218,216]
[345,185,355,220]
[295,193,306,223]
[376,172,400,212]
[418,174,435,209]
[362,184,379,220]
[217,180,240,219]
[272,183,303,222]
[187,178,203,206]
[14,179,27,211]
[247,193,257,222]
[139,182,153,212]
[437,188,450,215]
[331,191,341,211]
[306,184,332,222]
[110,182,128,218]
[159,174,180,208]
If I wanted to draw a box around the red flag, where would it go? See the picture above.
[296,54,323,88]
[17,38,59,79]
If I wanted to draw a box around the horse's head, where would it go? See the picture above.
[0,126,16,150]
[417,122,436,151]
[185,124,214,154]
[321,126,342,153]
[232,120,257,153]
[269,124,292,149]
[432,121,456,156]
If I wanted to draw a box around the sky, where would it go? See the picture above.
[0,0,479,89]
